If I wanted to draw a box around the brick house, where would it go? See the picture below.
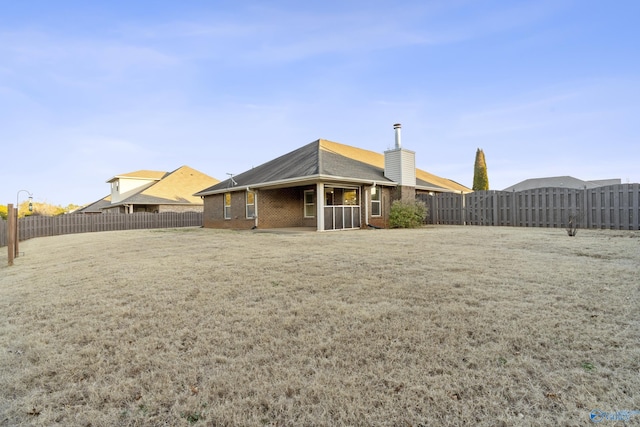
[195,125,471,231]
[78,165,219,214]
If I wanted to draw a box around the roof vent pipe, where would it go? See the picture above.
[393,123,402,149]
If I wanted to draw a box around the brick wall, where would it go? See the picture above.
[258,187,316,228]
[202,192,255,229]
[390,185,416,203]
[202,188,315,230]
[365,186,392,228]
[203,185,398,230]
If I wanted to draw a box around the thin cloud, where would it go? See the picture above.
[1,29,179,81]
[106,4,450,65]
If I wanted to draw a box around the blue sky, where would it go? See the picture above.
[1,0,639,206]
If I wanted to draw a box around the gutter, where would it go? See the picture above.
[195,174,396,197]
[415,185,462,193]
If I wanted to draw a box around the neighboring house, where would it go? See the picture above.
[78,165,219,214]
[503,176,621,192]
[76,195,112,214]
[195,124,471,231]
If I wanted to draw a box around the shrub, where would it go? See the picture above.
[389,200,427,228]
[566,211,583,237]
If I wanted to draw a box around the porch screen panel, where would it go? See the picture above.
[353,207,361,227]
[343,207,352,228]
[324,207,334,230]
[335,207,344,230]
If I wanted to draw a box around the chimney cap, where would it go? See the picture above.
[393,123,402,128]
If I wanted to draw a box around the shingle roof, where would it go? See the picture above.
[195,139,471,195]
[110,165,219,207]
[320,140,469,192]
[76,195,112,213]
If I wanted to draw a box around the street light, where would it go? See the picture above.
[15,190,33,258]
[16,190,33,217]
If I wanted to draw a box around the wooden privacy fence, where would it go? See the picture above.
[0,212,203,247]
[421,184,640,230]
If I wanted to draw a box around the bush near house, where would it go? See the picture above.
[389,200,427,228]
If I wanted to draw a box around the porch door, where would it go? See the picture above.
[323,187,361,230]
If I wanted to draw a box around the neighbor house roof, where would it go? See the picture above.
[109,165,219,207]
[503,176,621,192]
[195,139,470,196]
[76,195,112,213]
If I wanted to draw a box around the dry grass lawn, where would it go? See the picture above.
[1,226,639,426]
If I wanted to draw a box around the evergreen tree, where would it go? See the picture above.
[472,148,489,191]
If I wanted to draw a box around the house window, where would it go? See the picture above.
[304,190,315,217]
[246,191,256,218]
[371,187,381,216]
[224,193,231,219]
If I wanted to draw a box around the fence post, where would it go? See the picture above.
[491,191,501,226]
[510,190,516,227]
[14,208,20,257]
[633,184,640,231]
[583,187,589,229]
[434,194,439,224]
[7,204,15,266]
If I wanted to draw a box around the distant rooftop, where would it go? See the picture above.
[503,176,621,192]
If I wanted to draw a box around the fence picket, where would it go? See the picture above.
[424,184,639,230]
[3,185,639,248]
[0,212,204,247]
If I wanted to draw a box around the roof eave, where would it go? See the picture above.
[195,174,396,196]
[415,184,465,193]
[106,176,164,183]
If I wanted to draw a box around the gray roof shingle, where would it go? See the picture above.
[196,140,393,195]
[196,139,471,195]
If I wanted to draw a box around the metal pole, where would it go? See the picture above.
[15,190,33,258]
[14,209,19,257]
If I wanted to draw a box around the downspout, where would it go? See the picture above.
[248,188,258,229]
[253,189,258,229]
[364,185,369,227]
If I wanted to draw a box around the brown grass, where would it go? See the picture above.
[1,226,639,426]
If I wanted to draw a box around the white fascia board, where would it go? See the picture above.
[196,175,396,197]
[106,175,163,183]
[317,174,396,186]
